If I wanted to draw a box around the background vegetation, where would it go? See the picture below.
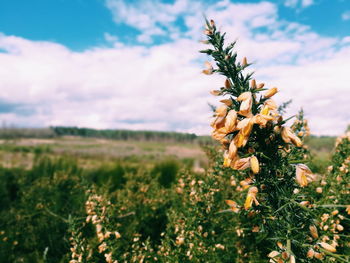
[0,127,346,262]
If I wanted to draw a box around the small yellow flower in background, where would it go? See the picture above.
[202,61,213,75]
[175,236,185,245]
[336,224,344,231]
[223,151,232,167]
[319,242,336,252]
[268,251,282,263]
[346,205,350,215]
[309,225,318,239]
[240,178,253,190]
[264,87,278,98]
[250,156,260,174]
[295,164,315,187]
[215,243,225,250]
[281,126,302,147]
[316,187,323,193]
[306,248,315,258]
[244,186,259,210]
[225,200,240,213]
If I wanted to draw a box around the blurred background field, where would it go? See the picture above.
[0,127,335,172]
[0,127,339,262]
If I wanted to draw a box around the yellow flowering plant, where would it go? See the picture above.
[201,19,349,262]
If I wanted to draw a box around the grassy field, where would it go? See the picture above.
[0,135,335,172]
[0,134,343,262]
[0,136,207,170]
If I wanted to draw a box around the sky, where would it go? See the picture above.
[0,0,349,135]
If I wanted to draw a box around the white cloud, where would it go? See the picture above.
[105,0,197,43]
[104,32,118,43]
[284,0,314,8]
[342,11,350,21]
[0,0,349,136]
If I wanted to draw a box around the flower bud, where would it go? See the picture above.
[257,83,265,89]
[250,156,260,174]
[242,57,247,67]
[319,242,336,252]
[306,248,315,258]
[202,61,213,75]
[225,79,231,89]
[251,79,256,89]
[210,90,221,96]
[309,225,318,239]
[264,87,278,98]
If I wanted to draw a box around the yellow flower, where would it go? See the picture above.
[224,110,237,132]
[228,140,238,159]
[346,205,350,215]
[264,87,278,98]
[211,127,227,141]
[264,99,278,111]
[223,151,232,167]
[237,92,252,116]
[234,117,254,147]
[225,200,240,213]
[319,242,336,252]
[250,156,260,174]
[244,186,259,210]
[215,104,228,117]
[220,99,233,106]
[309,225,318,239]
[295,164,315,187]
[176,236,185,245]
[253,114,274,127]
[240,178,253,190]
[306,248,315,258]
[211,115,225,129]
[202,61,213,75]
[232,157,251,170]
[281,127,302,147]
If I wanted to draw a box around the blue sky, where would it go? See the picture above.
[0,0,349,135]
[1,0,349,49]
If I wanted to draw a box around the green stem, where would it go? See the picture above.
[319,248,349,262]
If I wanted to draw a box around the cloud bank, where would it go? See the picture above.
[0,0,349,135]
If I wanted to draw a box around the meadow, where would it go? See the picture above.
[0,129,343,262]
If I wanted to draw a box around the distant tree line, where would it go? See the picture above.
[51,126,198,142]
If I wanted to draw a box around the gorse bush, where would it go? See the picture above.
[197,19,349,262]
